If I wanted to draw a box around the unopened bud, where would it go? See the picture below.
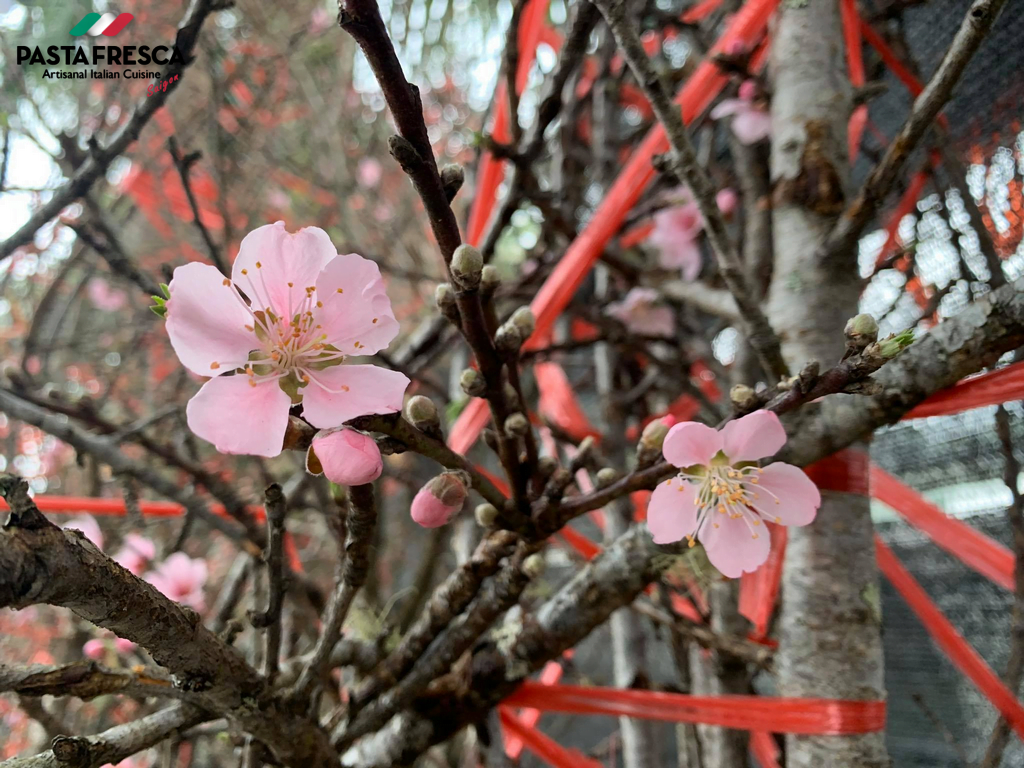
[844,313,879,355]
[460,368,487,397]
[481,265,501,296]
[440,164,465,203]
[503,382,520,407]
[404,395,439,432]
[639,418,670,454]
[537,456,558,478]
[451,244,483,290]
[874,328,915,359]
[482,428,500,451]
[523,553,545,579]
[504,412,529,437]
[411,471,468,528]
[729,384,758,410]
[495,323,523,354]
[474,503,499,527]
[435,283,459,324]
[509,307,536,338]
[596,467,619,488]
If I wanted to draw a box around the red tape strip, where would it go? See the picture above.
[870,464,1015,590]
[503,682,887,734]
[902,362,1024,420]
[499,706,602,768]
[875,538,1024,739]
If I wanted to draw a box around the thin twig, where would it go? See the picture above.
[820,0,1011,268]
[249,484,289,682]
[167,137,229,275]
[0,0,223,260]
[591,0,789,381]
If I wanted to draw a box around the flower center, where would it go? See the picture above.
[207,263,370,393]
[681,463,782,547]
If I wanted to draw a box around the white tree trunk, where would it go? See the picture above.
[768,2,889,767]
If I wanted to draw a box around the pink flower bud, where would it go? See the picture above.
[411,472,468,528]
[309,428,383,486]
[83,639,105,660]
[716,188,739,216]
[114,637,136,654]
[738,80,757,102]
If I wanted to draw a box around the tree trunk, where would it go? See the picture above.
[767,2,890,767]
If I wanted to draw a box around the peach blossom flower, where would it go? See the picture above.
[164,222,409,457]
[83,638,106,660]
[113,534,156,575]
[146,552,208,612]
[87,279,128,312]
[716,187,739,217]
[649,201,703,280]
[647,410,820,577]
[309,427,383,486]
[709,80,771,145]
[606,288,674,337]
[411,472,467,528]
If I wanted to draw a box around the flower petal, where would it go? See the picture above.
[731,110,772,144]
[753,462,820,526]
[314,252,400,355]
[721,410,787,462]
[166,263,254,376]
[186,375,291,457]
[311,428,383,486]
[647,477,699,544]
[663,422,723,468]
[710,99,743,119]
[701,512,771,578]
[231,222,338,318]
[301,364,409,429]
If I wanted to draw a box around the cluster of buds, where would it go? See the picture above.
[495,306,536,355]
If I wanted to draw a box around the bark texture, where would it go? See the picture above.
[768,1,889,767]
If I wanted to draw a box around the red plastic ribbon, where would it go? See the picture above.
[449,0,779,455]
[840,0,867,162]
[875,538,1024,739]
[738,524,787,637]
[804,449,870,495]
[870,464,1015,590]
[499,706,602,768]
[504,682,887,734]
[535,362,603,442]
[503,658,570,760]
[876,169,930,268]
[902,361,1024,420]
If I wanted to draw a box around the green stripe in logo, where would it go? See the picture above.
[69,13,103,36]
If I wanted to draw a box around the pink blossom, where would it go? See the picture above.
[309,427,383,486]
[309,5,332,33]
[716,188,739,217]
[649,201,703,280]
[146,552,208,612]
[709,81,771,145]
[113,534,156,575]
[647,410,820,577]
[63,515,103,549]
[83,638,106,660]
[87,278,128,312]
[411,472,467,528]
[357,158,383,188]
[114,637,136,654]
[165,222,409,457]
[606,288,674,337]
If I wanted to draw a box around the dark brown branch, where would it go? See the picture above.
[292,483,377,702]
[1,704,208,768]
[248,484,288,682]
[592,0,789,381]
[349,529,519,711]
[0,475,336,766]
[0,662,189,702]
[0,0,222,260]
[821,0,1011,267]
[979,405,1024,768]
[167,137,229,275]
